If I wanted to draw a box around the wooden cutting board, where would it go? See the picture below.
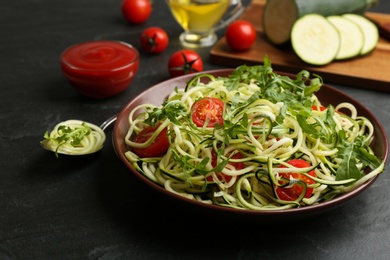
[210,0,390,91]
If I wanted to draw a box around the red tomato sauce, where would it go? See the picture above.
[60,40,139,98]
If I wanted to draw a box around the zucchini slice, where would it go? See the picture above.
[291,14,340,66]
[343,13,379,55]
[327,16,364,60]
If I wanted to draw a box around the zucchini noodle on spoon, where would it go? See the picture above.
[41,119,106,157]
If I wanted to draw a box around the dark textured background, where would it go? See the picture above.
[0,0,389,259]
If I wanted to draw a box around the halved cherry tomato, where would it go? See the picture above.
[132,124,169,157]
[206,149,244,182]
[225,20,256,51]
[140,27,169,54]
[191,97,224,127]
[168,50,203,78]
[311,105,326,111]
[121,0,152,24]
[275,159,316,201]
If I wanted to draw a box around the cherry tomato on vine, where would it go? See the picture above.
[140,27,169,54]
[225,20,256,51]
[132,124,169,157]
[191,97,224,127]
[168,49,203,78]
[206,150,244,182]
[121,0,152,24]
[275,159,316,201]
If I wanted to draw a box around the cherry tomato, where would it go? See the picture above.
[275,159,316,201]
[121,0,152,24]
[311,105,342,114]
[311,105,326,111]
[207,150,244,182]
[132,124,169,157]
[140,27,169,54]
[191,97,224,127]
[225,20,256,51]
[168,50,203,78]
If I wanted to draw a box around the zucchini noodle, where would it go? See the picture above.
[124,62,385,210]
[42,120,105,156]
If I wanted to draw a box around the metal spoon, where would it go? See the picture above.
[40,114,117,156]
[99,113,118,131]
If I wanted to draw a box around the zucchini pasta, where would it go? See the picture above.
[124,61,384,210]
[42,120,106,157]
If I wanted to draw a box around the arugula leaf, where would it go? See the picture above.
[222,57,273,92]
[335,140,364,181]
[291,103,338,144]
[355,147,381,169]
[296,114,321,139]
[323,105,337,130]
[144,100,187,126]
[335,132,380,181]
[44,122,92,157]
[305,76,323,96]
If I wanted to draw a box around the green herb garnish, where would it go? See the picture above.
[44,122,92,157]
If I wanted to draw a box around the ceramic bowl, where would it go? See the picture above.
[112,69,388,222]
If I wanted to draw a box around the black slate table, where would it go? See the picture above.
[1,1,389,259]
